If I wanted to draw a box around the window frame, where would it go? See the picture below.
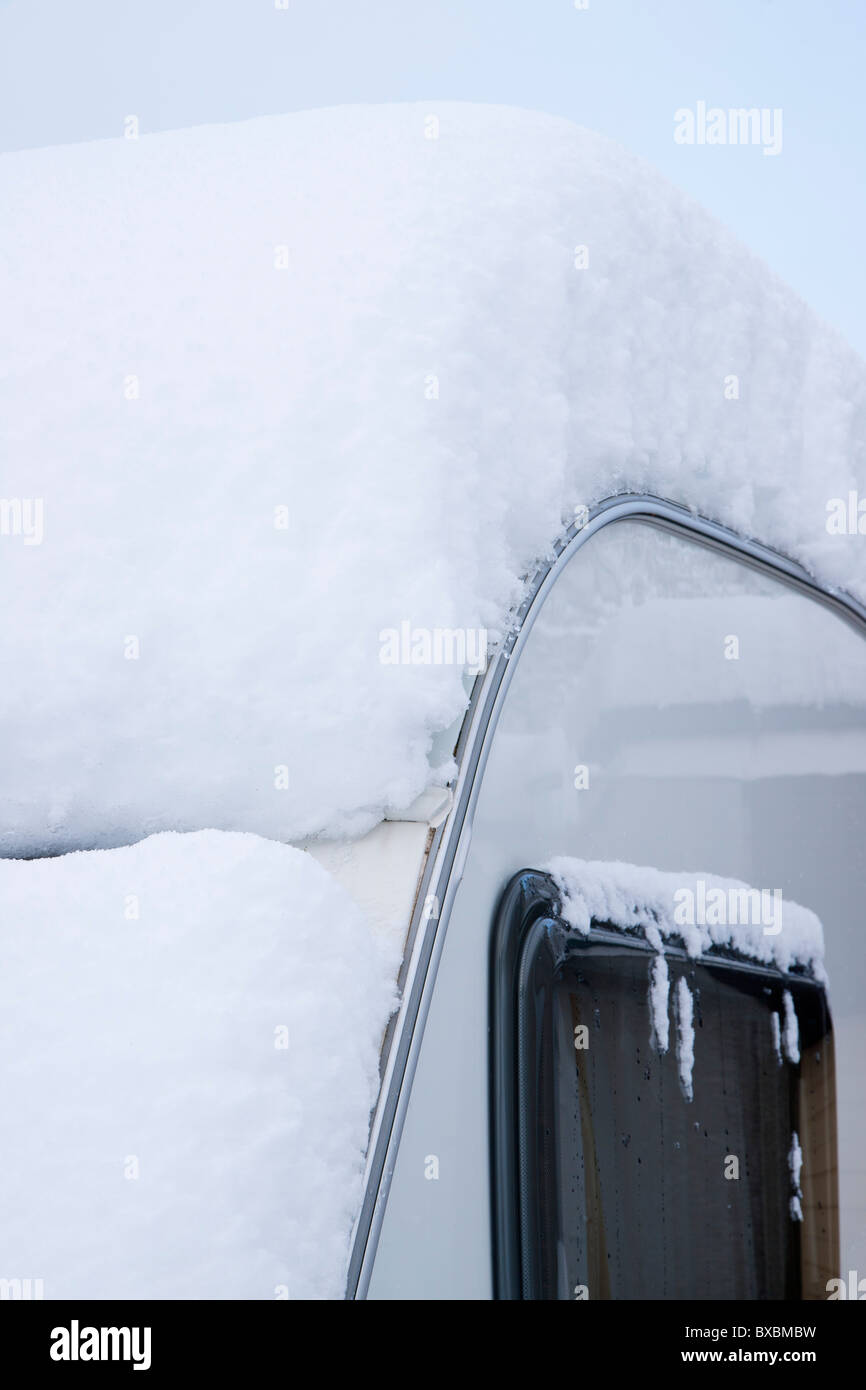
[490,869,836,1301]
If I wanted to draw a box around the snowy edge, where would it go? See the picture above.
[544,856,826,984]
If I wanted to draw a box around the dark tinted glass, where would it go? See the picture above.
[516,925,837,1301]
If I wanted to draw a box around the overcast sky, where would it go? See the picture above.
[1,0,864,355]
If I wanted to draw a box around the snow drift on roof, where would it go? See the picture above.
[0,831,397,1298]
[2,102,865,852]
[545,856,825,982]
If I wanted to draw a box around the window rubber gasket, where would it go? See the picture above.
[490,867,833,1301]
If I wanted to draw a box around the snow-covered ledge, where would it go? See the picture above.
[545,856,826,983]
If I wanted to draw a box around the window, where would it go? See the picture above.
[492,870,838,1300]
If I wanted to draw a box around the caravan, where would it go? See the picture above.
[2,102,866,1303]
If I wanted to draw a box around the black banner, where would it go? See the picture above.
[2,1298,864,1376]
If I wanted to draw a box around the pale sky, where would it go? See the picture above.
[1,0,864,354]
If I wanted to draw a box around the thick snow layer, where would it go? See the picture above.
[2,102,866,854]
[546,856,825,981]
[0,831,397,1299]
